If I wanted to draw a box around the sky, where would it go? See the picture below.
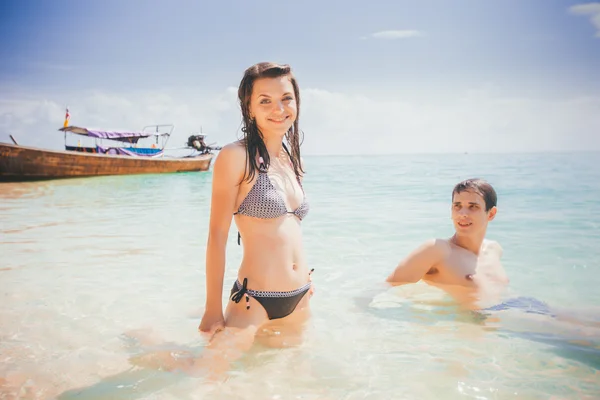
[0,0,599,155]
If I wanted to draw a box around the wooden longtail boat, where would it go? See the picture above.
[0,124,220,182]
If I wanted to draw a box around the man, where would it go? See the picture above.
[386,178,509,310]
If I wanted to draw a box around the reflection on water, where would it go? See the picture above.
[0,181,55,200]
[2,154,600,399]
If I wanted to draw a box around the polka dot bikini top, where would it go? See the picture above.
[234,156,309,221]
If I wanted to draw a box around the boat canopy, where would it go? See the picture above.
[59,126,171,143]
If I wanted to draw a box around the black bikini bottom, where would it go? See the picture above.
[230,278,311,320]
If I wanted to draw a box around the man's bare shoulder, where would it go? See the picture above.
[482,239,503,258]
[420,238,452,258]
[386,238,451,284]
[481,240,508,282]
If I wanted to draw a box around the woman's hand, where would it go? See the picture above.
[199,309,225,335]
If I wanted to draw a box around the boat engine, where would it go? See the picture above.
[187,135,208,152]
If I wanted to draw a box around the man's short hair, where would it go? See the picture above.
[452,179,497,211]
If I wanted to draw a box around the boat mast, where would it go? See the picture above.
[63,106,69,149]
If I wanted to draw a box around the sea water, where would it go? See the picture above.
[1,152,599,399]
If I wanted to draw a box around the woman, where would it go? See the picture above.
[199,62,313,360]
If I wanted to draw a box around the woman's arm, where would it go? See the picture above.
[199,143,245,333]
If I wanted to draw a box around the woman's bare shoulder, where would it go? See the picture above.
[216,142,246,164]
[212,142,248,184]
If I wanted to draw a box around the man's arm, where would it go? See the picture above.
[386,239,447,284]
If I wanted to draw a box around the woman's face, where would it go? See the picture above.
[249,76,297,138]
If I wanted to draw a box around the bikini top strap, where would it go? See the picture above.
[257,156,267,172]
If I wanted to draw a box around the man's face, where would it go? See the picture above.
[451,190,496,236]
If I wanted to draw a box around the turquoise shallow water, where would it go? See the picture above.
[1,152,600,399]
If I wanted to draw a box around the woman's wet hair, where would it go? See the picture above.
[452,179,497,211]
[238,62,304,183]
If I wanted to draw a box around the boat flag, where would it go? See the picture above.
[63,107,70,127]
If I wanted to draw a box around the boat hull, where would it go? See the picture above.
[0,143,214,181]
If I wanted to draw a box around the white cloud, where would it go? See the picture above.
[300,87,600,155]
[1,85,599,155]
[0,86,242,150]
[569,2,600,37]
[364,30,423,40]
